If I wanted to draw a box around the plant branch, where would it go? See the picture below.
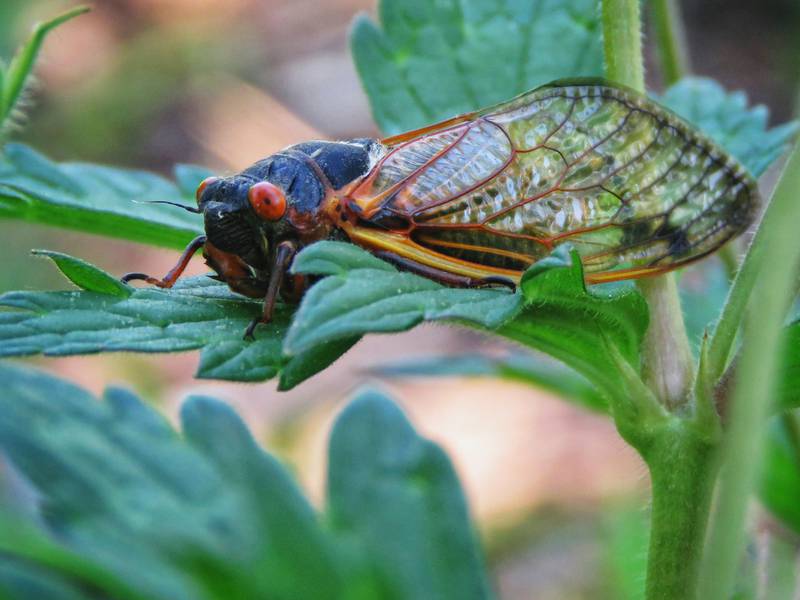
[602,0,693,408]
[699,141,800,600]
[602,0,645,91]
[705,158,800,388]
[649,0,691,86]
[643,426,718,600]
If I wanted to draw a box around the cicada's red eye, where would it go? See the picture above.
[248,181,286,221]
[195,176,219,204]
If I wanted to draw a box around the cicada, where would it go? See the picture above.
[123,79,757,337]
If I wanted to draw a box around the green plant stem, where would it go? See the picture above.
[602,0,693,407]
[706,158,800,387]
[650,0,690,86]
[1,6,89,130]
[602,0,645,91]
[699,141,800,600]
[644,425,717,600]
[602,2,712,598]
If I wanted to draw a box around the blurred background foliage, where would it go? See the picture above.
[0,1,798,598]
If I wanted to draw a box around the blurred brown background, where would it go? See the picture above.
[0,0,797,597]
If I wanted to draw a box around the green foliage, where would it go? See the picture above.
[285,241,521,356]
[351,0,603,134]
[374,352,607,413]
[31,249,132,297]
[659,77,799,177]
[0,144,204,249]
[776,320,800,412]
[328,391,493,599]
[0,3,799,599]
[0,7,89,134]
[0,361,490,600]
[0,254,318,385]
[759,415,800,535]
[499,250,648,401]
[601,504,649,600]
[0,243,647,403]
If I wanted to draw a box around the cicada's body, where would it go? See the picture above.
[123,79,757,337]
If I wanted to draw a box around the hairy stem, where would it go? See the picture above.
[602,0,693,406]
[650,0,691,86]
[699,142,800,600]
[602,2,711,599]
[602,0,645,91]
[644,425,717,600]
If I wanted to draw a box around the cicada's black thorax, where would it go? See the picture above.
[285,138,381,192]
[197,138,380,272]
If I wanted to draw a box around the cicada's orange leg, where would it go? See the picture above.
[122,235,207,288]
[373,250,516,290]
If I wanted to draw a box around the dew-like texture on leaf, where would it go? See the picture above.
[0,144,205,249]
[351,0,603,135]
[659,77,799,177]
[0,362,344,600]
[327,389,493,600]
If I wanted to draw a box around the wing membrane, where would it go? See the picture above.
[346,80,757,283]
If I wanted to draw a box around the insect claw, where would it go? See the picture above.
[243,317,260,341]
[121,272,160,285]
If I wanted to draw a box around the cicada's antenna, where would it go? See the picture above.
[134,199,202,213]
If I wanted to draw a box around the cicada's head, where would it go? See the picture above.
[195,152,331,297]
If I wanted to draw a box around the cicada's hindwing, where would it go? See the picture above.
[343,80,757,283]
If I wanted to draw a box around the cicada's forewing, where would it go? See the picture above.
[344,79,757,284]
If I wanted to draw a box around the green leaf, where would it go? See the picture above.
[0,242,646,399]
[0,144,204,249]
[351,0,603,134]
[374,352,607,413]
[31,249,131,297]
[0,559,92,600]
[0,362,493,599]
[284,242,521,357]
[277,336,361,391]
[1,7,89,133]
[0,361,345,600]
[0,265,289,382]
[0,252,366,388]
[759,415,800,534]
[498,249,649,400]
[659,77,799,177]
[327,388,493,600]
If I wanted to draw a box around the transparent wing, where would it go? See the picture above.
[346,80,757,283]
